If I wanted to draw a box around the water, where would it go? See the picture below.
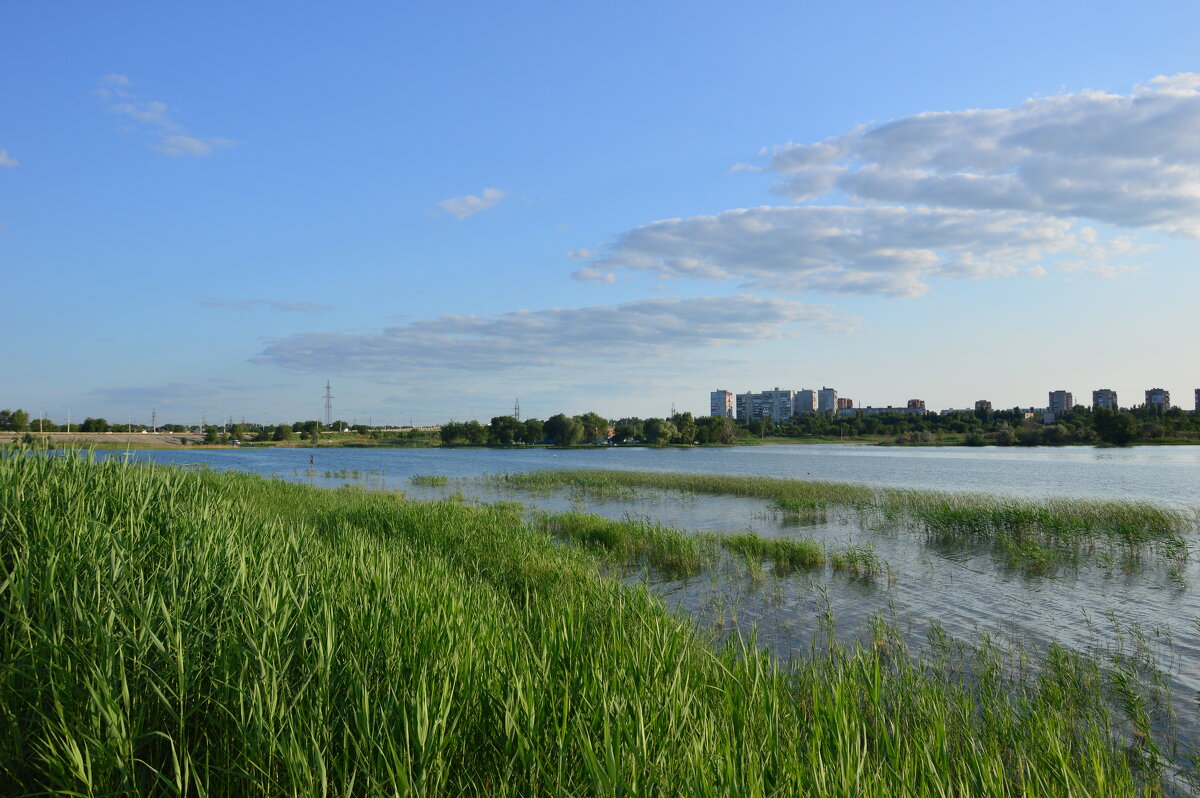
[100,443,1200,759]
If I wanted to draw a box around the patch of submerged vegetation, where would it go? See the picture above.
[496,470,1193,572]
[536,511,712,577]
[409,473,450,486]
[1,449,1186,795]
[539,513,893,583]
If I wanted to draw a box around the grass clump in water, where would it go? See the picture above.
[721,531,825,572]
[830,542,894,580]
[0,449,1174,796]
[410,473,450,486]
[536,511,710,577]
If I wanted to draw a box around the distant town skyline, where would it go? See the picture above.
[4,4,1200,423]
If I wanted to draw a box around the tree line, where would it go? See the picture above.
[744,404,1200,446]
[440,412,739,447]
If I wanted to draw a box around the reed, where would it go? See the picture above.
[409,473,450,486]
[494,470,1192,567]
[721,531,825,572]
[0,449,1171,795]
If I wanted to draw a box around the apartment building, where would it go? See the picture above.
[709,390,734,418]
[1092,389,1118,410]
[837,397,854,411]
[1048,390,1074,414]
[907,399,926,410]
[793,390,816,415]
[1145,388,1171,410]
[974,400,992,413]
[817,387,838,414]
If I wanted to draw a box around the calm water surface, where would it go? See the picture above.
[102,444,1200,757]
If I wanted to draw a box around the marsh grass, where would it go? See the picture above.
[496,470,1192,570]
[0,449,1179,795]
[721,531,824,572]
[830,542,895,581]
[535,511,712,577]
[409,473,450,486]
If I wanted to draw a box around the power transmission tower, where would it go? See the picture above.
[151,409,157,433]
[513,397,520,421]
[323,381,334,427]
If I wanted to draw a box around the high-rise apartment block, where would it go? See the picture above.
[837,397,854,410]
[709,390,734,418]
[1145,388,1171,410]
[1092,389,1118,410]
[974,400,992,413]
[1195,388,1199,412]
[817,387,838,414]
[793,390,816,415]
[1048,390,1074,414]
[907,399,925,410]
[762,388,794,423]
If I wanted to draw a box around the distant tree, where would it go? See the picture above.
[670,412,696,444]
[643,418,677,446]
[80,417,110,432]
[576,412,608,444]
[488,415,523,446]
[1040,424,1069,445]
[1093,409,1136,446]
[273,424,294,441]
[544,414,584,447]
[1015,421,1042,446]
[522,418,544,445]
[228,424,247,441]
[4,409,30,431]
[695,415,736,445]
[204,426,220,444]
[612,417,643,443]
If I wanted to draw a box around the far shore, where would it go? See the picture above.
[3,432,1198,450]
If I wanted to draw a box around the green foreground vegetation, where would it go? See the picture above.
[0,450,1190,795]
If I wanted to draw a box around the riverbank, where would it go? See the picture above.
[0,449,1172,795]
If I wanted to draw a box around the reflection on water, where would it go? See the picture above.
[97,445,1200,760]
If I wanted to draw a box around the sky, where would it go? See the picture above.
[4,1,1200,426]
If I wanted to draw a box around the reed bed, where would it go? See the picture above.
[494,470,1192,567]
[0,450,1173,795]
[409,473,450,486]
[721,531,824,572]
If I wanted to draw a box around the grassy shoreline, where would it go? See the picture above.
[0,450,1186,794]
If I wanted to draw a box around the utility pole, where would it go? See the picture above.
[151,409,157,433]
[65,407,70,434]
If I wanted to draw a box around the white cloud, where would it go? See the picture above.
[0,150,17,168]
[437,187,507,219]
[578,205,1078,297]
[254,295,856,375]
[576,75,1188,297]
[155,135,238,157]
[767,74,1200,236]
[98,75,237,157]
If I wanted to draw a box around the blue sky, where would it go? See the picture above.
[4,2,1200,425]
